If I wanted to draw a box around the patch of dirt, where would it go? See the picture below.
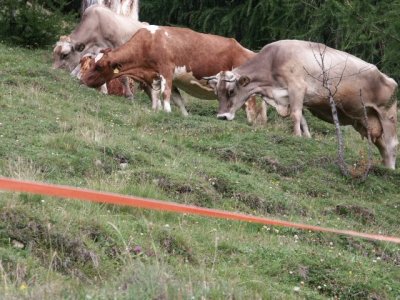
[334,204,375,223]
[233,192,287,215]
[158,232,197,264]
[0,208,100,280]
[156,176,193,194]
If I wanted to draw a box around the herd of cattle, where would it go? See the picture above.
[52,4,398,169]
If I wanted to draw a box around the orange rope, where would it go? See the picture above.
[1,177,399,243]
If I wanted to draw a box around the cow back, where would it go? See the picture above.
[82,0,139,21]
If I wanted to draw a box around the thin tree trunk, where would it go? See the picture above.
[82,0,139,20]
[359,89,373,181]
[326,79,349,176]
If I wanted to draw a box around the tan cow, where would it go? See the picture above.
[80,25,267,125]
[203,40,398,169]
[53,5,146,100]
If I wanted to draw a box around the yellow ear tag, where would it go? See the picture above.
[114,68,119,74]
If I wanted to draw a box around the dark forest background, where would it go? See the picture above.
[1,0,399,81]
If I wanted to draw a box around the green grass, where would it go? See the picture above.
[0,42,400,299]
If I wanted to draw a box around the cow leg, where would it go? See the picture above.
[300,113,311,138]
[100,83,108,94]
[121,76,134,101]
[160,75,173,112]
[150,78,163,111]
[288,83,307,137]
[374,111,398,169]
[150,88,162,111]
[260,100,268,125]
[244,97,268,126]
[171,87,189,116]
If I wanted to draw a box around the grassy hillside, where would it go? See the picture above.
[0,43,399,299]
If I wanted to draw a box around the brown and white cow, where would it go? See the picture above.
[80,25,267,125]
[203,40,398,169]
[53,4,146,100]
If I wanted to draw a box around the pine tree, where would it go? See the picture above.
[0,0,77,48]
[140,0,400,81]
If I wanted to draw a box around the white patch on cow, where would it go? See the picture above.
[56,37,71,50]
[95,53,104,63]
[100,83,108,94]
[57,42,72,55]
[173,66,189,80]
[165,31,169,37]
[70,64,81,78]
[146,25,159,34]
[160,75,167,93]
[272,88,289,103]
[217,113,235,121]
[164,101,171,112]
[158,75,171,112]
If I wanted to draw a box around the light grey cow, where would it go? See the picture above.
[204,40,398,169]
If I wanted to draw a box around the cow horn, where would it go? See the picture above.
[203,76,217,81]
[190,80,214,92]
[222,73,236,82]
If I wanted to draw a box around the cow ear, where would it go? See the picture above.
[207,79,218,90]
[238,76,250,87]
[101,48,112,55]
[75,43,86,52]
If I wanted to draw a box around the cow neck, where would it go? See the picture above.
[110,42,151,74]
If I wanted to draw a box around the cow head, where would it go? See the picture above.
[204,71,251,121]
[53,35,86,72]
[70,54,94,79]
[81,48,121,88]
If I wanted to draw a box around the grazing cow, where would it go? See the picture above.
[72,54,134,97]
[203,40,398,169]
[80,25,267,125]
[82,0,139,20]
[52,5,146,100]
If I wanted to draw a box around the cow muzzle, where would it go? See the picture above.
[217,113,235,121]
